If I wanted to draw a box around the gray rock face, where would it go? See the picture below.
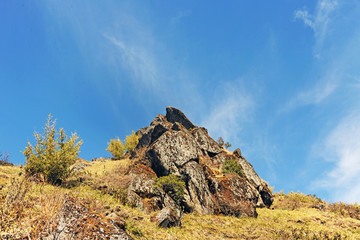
[191,127,222,155]
[166,106,196,130]
[147,131,199,176]
[127,163,179,213]
[181,161,216,214]
[238,157,262,188]
[136,123,168,149]
[128,106,273,218]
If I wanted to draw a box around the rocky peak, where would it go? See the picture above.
[127,107,273,218]
[165,106,196,130]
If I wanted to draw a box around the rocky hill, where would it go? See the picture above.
[1,107,360,239]
[126,106,273,218]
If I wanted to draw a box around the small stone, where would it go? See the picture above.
[233,148,242,158]
[150,207,181,228]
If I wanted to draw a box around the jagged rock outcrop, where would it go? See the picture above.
[127,106,273,218]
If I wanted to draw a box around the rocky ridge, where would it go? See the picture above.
[127,106,273,218]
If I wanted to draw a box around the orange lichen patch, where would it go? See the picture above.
[129,163,157,178]
[208,173,258,217]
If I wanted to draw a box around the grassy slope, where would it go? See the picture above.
[1,160,360,239]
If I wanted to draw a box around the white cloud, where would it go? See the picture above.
[294,9,315,29]
[201,81,255,142]
[285,0,341,111]
[171,10,191,24]
[314,113,360,203]
[281,73,338,112]
[104,35,160,90]
[294,0,338,57]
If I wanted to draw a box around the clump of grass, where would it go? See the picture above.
[0,176,31,235]
[273,191,325,210]
[67,158,132,205]
[0,152,13,166]
[0,170,68,239]
[328,201,360,220]
[274,191,360,221]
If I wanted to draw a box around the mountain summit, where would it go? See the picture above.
[127,106,273,217]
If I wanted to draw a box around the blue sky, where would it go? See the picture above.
[1,0,360,203]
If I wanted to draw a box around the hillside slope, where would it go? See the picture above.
[1,161,360,239]
[1,107,360,239]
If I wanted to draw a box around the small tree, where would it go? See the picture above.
[217,137,224,147]
[23,114,82,184]
[124,131,139,153]
[106,138,125,159]
[224,142,232,149]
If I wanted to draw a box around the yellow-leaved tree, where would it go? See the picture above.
[106,131,139,160]
[23,114,83,184]
[124,130,139,153]
[106,138,125,160]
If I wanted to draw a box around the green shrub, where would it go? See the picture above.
[222,159,245,177]
[124,131,139,153]
[106,138,125,159]
[23,114,83,184]
[154,175,186,205]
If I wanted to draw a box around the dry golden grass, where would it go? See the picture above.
[1,162,360,239]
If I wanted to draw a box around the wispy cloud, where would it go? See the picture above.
[282,74,338,111]
[294,0,338,57]
[40,1,207,114]
[201,81,255,142]
[294,9,315,29]
[292,2,360,201]
[285,0,356,110]
[171,10,191,24]
[104,35,160,90]
[314,113,360,203]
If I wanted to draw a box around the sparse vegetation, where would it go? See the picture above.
[217,137,232,150]
[23,114,83,184]
[106,138,125,159]
[217,137,224,147]
[222,159,245,177]
[1,162,360,239]
[155,174,186,205]
[224,142,232,149]
[0,152,13,166]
